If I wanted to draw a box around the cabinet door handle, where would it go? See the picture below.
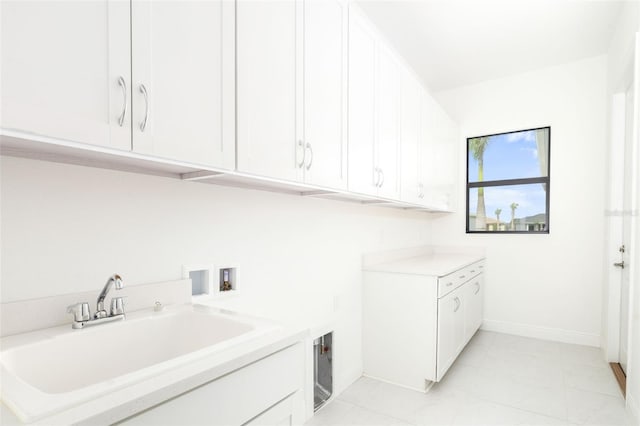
[454,297,461,312]
[305,142,313,170]
[297,140,306,168]
[373,167,380,187]
[117,76,127,127]
[139,84,149,132]
[379,168,385,188]
[474,282,480,294]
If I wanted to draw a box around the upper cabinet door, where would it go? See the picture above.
[347,10,377,196]
[303,0,348,189]
[236,0,300,181]
[1,0,131,150]
[131,0,234,169]
[399,70,422,205]
[376,44,401,200]
[421,101,458,211]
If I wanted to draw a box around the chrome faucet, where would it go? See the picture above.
[95,274,124,318]
[67,274,126,329]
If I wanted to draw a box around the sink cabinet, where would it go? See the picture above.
[118,343,305,426]
[363,257,485,391]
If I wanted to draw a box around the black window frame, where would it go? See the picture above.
[465,126,551,234]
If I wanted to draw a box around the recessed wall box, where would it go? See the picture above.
[219,267,237,293]
[182,265,214,299]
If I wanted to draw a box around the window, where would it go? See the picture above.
[466,127,550,234]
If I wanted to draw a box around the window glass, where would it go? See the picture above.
[468,128,549,183]
[468,184,547,232]
[466,127,550,234]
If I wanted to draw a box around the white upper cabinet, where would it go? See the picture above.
[131,0,235,169]
[1,0,131,151]
[2,0,234,169]
[375,44,401,200]
[399,69,422,205]
[2,0,458,211]
[347,9,378,196]
[236,0,299,181]
[237,0,347,189]
[420,100,458,211]
[348,6,400,199]
[303,0,348,189]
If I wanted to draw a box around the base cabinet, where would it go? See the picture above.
[363,259,484,391]
[117,343,305,426]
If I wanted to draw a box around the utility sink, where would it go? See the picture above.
[0,304,280,422]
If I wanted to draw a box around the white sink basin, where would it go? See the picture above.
[0,304,280,422]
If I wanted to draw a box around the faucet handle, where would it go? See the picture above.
[67,303,91,322]
[110,297,125,316]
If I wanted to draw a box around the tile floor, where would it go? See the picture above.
[306,331,634,426]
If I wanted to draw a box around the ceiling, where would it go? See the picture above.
[356,0,624,92]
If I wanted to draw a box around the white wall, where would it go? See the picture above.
[0,156,433,394]
[432,55,608,346]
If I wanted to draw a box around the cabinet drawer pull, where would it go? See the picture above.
[139,83,149,132]
[479,265,484,269]
[474,282,480,294]
[459,275,466,279]
[446,282,453,287]
[117,76,127,127]
[454,297,461,312]
[470,269,476,273]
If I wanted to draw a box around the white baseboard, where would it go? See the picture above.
[481,319,600,347]
[628,392,639,425]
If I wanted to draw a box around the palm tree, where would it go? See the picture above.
[494,208,502,231]
[510,202,519,231]
[469,137,490,230]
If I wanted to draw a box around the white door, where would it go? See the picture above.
[347,9,377,196]
[375,44,401,200]
[236,0,299,181]
[303,0,347,189]
[399,70,422,204]
[619,84,634,374]
[1,0,130,150]
[131,0,234,168]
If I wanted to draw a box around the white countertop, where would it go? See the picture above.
[200,294,336,340]
[363,253,485,277]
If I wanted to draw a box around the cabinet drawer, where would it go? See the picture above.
[438,260,484,298]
